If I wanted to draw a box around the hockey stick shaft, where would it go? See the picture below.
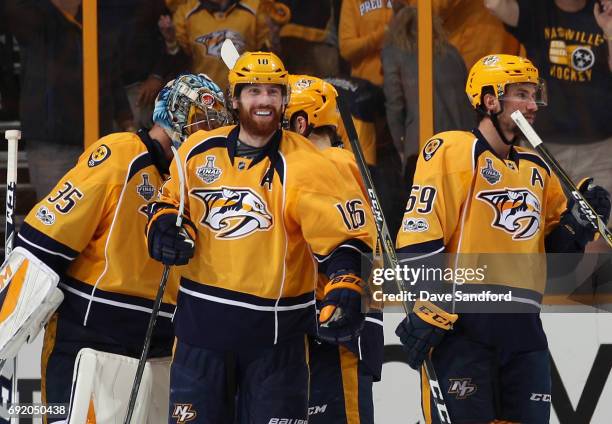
[124,146,188,424]
[4,130,19,258]
[4,130,20,424]
[511,111,612,249]
[123,265,170,424]
[335,93,452,423]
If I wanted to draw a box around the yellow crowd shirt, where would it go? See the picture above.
[339,0,393,86]
[173,0,269,90]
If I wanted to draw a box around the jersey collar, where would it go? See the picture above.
[138,129,170,176]
[226,125,283,188]
[472,128,520,165]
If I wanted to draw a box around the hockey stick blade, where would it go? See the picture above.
[220,39,240,69]
[334,91,453,423]
[511,111,612,248]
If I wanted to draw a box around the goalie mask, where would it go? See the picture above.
[153,73,232,147]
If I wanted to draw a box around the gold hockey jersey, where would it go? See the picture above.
[155,125,375,350]
[17,131,176,347]
[317,146,384,380]
[173,0,269,90]
[396,129,568,305]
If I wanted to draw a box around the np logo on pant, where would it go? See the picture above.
[448,378,477,399]
[172,403,197,423]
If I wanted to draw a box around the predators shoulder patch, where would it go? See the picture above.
[88,144,111,167]
[423,138,443,161]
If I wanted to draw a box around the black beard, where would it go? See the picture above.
[238,105,281,138]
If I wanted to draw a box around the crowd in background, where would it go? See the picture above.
[0,0,610,237]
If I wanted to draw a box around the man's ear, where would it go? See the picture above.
[483,93,500,114]
[232,97,239,110]
[296,115,308,136]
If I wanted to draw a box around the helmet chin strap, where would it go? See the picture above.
[489,101,517,146]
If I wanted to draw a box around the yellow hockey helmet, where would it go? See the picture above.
[285,75,340,129]
[466,54,546,109]
[228,51,290,102]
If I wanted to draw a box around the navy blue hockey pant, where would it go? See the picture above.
[308,337,374,424]
[422,332,551,424]
[169,336,309,424]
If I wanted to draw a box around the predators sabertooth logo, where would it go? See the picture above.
[195,29,245,57]
[477,188,541,240]
[191,187,273,239]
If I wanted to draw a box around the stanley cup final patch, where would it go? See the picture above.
[197,156,222,184]
[137,173,156,201]
[480,158,501,185]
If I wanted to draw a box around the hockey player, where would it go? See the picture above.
[394,54,611,423]
[145,52,375,423]
[12,73,230,422]
[284,74,382,424]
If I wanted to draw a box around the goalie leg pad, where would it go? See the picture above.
[67,348,171,424]
[0,246,62,360]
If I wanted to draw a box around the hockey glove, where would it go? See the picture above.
[146,207,196,266]
[395,301,457,370]
[565,178,610,246]
[318,274,365,344]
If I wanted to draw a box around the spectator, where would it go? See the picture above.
[5,0,134,199]
[0,8,19,121]
[112,0,186,129]
[486,0,612,249]
[405,0,523,69]
[383,5,473,182]
[339,0,393,86]
[160,0,273,91]
[338,0,394,165]
[279,0,340,77]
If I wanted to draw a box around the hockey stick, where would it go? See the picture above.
[123,145,190,424]
[2,130,20,424]
[511,111,612,249]
[221,39,240,69]
[334,94,452,423]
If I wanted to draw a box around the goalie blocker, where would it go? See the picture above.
[0,247,63,363]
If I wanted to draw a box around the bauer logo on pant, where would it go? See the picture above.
[477,188,541,240]
[87,144,111,167]
[191,187,273,239]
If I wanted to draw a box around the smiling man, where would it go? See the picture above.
[145,52,376,423]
